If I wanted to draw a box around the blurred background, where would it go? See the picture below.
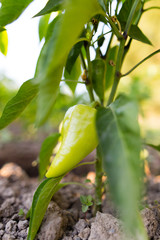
[0,0,159,176]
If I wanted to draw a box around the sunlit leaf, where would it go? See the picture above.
[96,95,147,238]
[0,29,8,55]
[38,14,50,41]
[34,0,64,17]
[36,0,103,125]
[27,177,62,240]
[39,133,60,179]
[0,80,38,130]
[128,24,152,45]
[0,0,33,26]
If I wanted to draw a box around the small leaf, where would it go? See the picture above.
[105,45,118,90]
[87,195,93,203]
[0,80,38,130]
[34,0,64,17]
[0,0,33,26]
[80,195,87,205]
[128,24,152,45]
[39,133,61,179]
[96,95,147,238]
[18,209,25,216]
[38,14,50,41]
[82,205,88,213]
[0,30,8,55]
[85,179,91,183]
[87,202,93,207]
[27,177,62,240]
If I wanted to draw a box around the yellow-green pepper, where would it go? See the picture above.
[46,104,98,178]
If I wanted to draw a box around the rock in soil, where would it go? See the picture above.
[141,208,158,238]
[35,201,68,240]
[0,163,37,240]
[88,212,124,240]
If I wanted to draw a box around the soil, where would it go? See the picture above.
[0,144,160,240]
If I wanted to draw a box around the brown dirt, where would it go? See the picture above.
[0,145,160,240]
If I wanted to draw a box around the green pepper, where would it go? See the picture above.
[46,104,98,178]
[91,58,106,104]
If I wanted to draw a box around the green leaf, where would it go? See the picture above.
[34,0,64,17]
[64,57,81,93]
[39,133,61,179]
[35,15,63,125]
[96,95,147,238]
[38,14,50,41]
[27,177,62,240]
[87,195,93,203]
[82,205,88,213]
[65,41,84,74]
[118,0,142,25]
[128,24,152,45]
[0,80,38,130]
[118,0,134,23]
[0,29,8,55]
[98,0,106,11]
[0,0,33,26]
[36,0,103,125]
[35,15,60,76]
[147,143,160,152]
[80,195,87,205]
[105,45,118,90]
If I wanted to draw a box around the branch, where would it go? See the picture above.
[122,49,160,77]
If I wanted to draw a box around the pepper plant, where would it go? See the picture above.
[0,0,159,239]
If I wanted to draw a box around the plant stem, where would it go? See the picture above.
[122,49,160,77]
[77,161,96,167]
[85,44,95,102]
[107,0,141,106]
[80,50,87,70]
[143,6,160,12]
[105,15,122,40]
[104,32,113,59]
[92,30,112,46]
[94,146,103,214]
[107,39,125,105]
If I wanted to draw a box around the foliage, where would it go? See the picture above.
[0,0,159,239]
[80,195,93,213]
